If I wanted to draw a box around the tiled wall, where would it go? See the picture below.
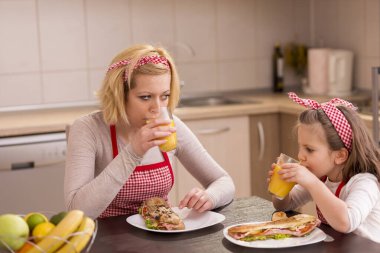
[1,0,379,109]
[312,0,380,91]
[0,0,310,108]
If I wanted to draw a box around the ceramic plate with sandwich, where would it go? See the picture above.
[223,213,327,248]
[126,197,225,233]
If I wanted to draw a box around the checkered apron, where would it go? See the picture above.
[315,176,346,224]
[99,125,174,218]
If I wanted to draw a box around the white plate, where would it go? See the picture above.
[126,207,225,233]
[223,222,327,248]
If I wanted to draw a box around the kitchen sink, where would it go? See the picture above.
[178,96,261,107]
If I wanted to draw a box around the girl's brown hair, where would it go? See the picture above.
[298,107,380,182]
[97,44,180,125]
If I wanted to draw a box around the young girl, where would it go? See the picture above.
[64,44,235,219]
[271,92,380,243]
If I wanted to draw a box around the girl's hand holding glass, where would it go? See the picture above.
[268,153,298,199]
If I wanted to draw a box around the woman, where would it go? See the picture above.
[64,44,235,219]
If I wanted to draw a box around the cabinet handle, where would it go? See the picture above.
[257,121,265,161]
[196,127,230,135]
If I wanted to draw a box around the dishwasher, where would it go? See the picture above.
[0,132,67,214]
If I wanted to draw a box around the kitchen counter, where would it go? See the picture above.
[0,92,371,137]
[89,196,380,253]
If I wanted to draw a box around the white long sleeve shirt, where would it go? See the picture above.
[285,173,380,243]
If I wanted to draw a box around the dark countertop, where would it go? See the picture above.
[88,196,380,253]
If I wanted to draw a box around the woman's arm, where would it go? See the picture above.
[64,116,141,218]
[174,116,235,209]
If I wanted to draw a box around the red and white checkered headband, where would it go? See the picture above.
[107,55,170,82]
[288,92,357,152]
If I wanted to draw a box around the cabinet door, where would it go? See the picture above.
[279,113,317,215]
[250,113,280,200]
[280,113,299,158]
[174,116,251,203]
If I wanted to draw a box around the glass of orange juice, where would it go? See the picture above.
[268,153,298,199]
[158,107,177,152]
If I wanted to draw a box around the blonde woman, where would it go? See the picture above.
[64,44,235,219]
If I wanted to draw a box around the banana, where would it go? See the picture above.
[55,216,95,253]
[28,210,84,253]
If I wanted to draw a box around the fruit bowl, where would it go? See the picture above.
[0,211,97,253]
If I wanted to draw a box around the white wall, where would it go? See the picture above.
[0,0,311,108]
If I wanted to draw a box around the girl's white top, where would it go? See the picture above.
[289,173,380,243]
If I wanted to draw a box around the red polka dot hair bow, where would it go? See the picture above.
[288,92,357,152]
[107,55,170,82]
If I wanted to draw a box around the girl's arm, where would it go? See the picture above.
[280,163,350,232]
[306,180,350,232]
[272,195,292,210]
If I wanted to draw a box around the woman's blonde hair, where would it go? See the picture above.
[98,44,180,125]
[298,108,380,182]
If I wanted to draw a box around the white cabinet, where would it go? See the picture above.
[169,116,251,204]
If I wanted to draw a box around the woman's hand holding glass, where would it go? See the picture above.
[129,118,176,157]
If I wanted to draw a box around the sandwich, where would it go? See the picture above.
[139,197,185,230]
[228,214,321,241]
[271,211,288,221]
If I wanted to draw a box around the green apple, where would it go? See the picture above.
[0,214,29,251]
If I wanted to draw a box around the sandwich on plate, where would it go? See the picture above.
[228,213,321,241]
[139,197,185,230]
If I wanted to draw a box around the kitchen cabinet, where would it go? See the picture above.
[279,112,317,215]
[250,113,280,201]
[279,113,299,158]
[169,116,251,204]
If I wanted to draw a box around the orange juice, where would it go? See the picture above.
[268,164,296,199]
[159,120,177,152]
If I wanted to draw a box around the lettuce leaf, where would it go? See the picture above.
[145,219,158,230]
[241,234,292,241]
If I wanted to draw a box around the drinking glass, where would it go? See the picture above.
[158,107,177,152]
[268,153,298,199]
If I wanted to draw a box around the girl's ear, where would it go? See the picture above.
[334,148,349,165]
